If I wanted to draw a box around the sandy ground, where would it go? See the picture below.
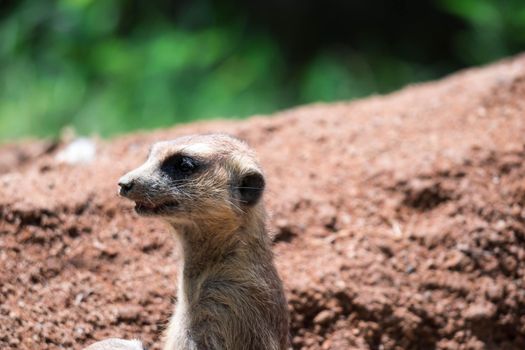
[1,54,525,350]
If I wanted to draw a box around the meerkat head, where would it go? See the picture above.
[118,134,265,228]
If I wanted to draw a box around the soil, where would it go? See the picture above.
[2,54,525,350]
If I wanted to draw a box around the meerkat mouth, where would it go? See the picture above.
[134,200,178,215]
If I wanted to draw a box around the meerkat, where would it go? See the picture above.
[116,134,289,350]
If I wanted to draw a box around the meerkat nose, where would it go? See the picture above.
[118,178,134,196]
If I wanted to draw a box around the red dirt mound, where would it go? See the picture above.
[1,55,525,350]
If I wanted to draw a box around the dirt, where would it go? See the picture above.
[2,54,525,350]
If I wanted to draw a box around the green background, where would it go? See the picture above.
[1,0,524,140]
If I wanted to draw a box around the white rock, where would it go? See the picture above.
[56,138,96,164]
[83,338,144,350]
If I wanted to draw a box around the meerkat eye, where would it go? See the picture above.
[178,156,197,173]
[161,155,199,179]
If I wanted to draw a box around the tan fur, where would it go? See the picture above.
[118,134,289,350]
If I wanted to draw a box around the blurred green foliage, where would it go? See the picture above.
[438,0,525,63]
[0,0,524,140]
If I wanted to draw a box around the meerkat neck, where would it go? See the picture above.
[164,208,287,350]
[174,208,268,280]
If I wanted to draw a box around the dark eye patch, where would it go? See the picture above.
[160,154,200,180]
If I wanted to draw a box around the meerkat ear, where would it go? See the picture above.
[239,171,265,206]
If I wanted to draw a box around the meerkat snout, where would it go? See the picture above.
[118,178,134,196]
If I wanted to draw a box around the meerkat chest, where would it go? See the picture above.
[164,295,197,350]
